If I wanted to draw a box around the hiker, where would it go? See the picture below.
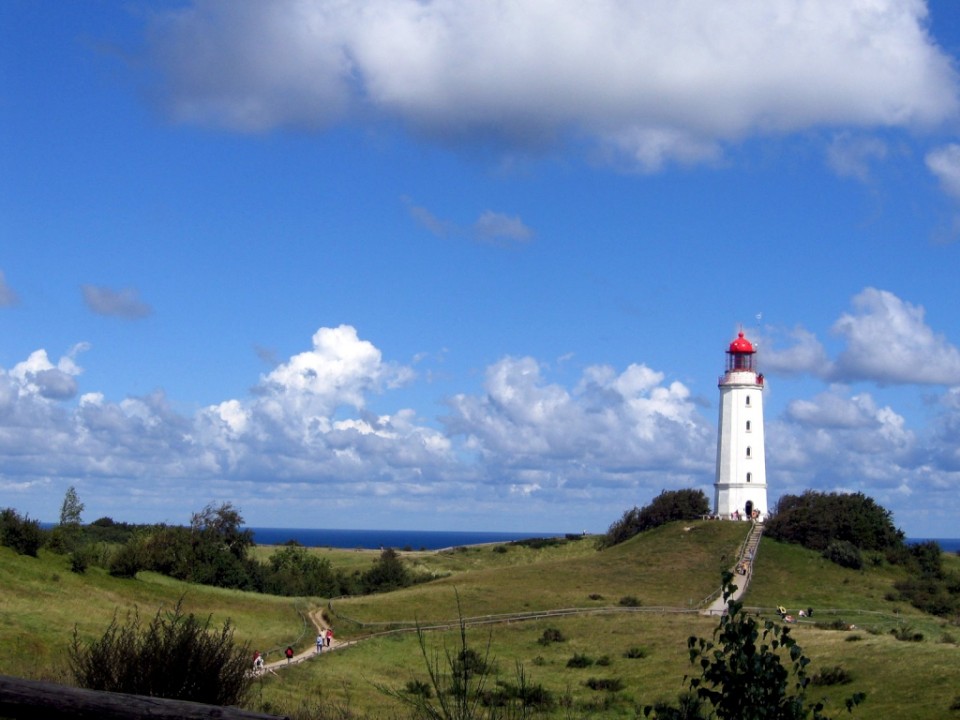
[316,633,323,654]
[326,627,333,647]
[253,651,264,673]
[285,646,294,664]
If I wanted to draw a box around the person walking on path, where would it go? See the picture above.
[326,628,333,647]
[285,646,294,664]
[316,633,324,654]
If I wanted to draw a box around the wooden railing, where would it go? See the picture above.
[0,674,288,720]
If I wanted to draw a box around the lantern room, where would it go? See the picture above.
[726,331,756,373]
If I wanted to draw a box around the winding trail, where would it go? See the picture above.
[258,523,763,673]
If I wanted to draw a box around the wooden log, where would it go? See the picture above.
[0,674,288,720]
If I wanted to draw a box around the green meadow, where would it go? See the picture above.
[2,522,959,718]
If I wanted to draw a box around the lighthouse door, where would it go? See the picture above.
[745,500,754,518]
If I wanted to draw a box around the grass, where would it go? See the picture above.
[3,522,960,719]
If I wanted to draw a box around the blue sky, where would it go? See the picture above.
[3,1,960,536]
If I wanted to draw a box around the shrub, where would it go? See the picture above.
[492,545,508,554]
[405,679,432,698]
[538,628,566,645]
[619,595,641,607]
[596,655,611,667]
[822,540,863,570]
[109,540,143,578]
[586,677,624,692]
[810,665,853,686]
[68,598,252,706]
[0,508,45,557]
[890,625,924,642]
[69,547,91,574]
[624,646,648,659]
[567,653,594,668]
[588,593,604,601]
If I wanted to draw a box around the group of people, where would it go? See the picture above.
[776,605,814,624]
[251,625,335,672]
[316,627,333,653]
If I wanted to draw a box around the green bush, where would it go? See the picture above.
[822,540,863,570]
[0,507,45,557]
[68,598,252,706]
[624,646,648,659]
[537,627,566,645]
[586,677,624,691]
[567,653,594,668]
[619,595,641,607]
[810,666,853,686]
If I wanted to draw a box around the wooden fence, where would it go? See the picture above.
[0,674,287,720]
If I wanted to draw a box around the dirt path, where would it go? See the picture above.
[260,607,350,672]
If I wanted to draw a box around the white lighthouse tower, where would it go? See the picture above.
[714,331,767,521]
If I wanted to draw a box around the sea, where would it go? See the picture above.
[248,527,566,550]
[248,529,960,553]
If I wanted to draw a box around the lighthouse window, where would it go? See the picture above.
[746,472,752,483]
[746,447,752,458]
[745,395,751,406]
[746,420,752,432]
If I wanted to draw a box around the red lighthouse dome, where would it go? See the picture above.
[728,331,755,354]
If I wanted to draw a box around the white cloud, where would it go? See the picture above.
[443,356,712,483]
[831,287,960,384]
[82,285,153,319]
[926,143,960,200]
[147,0,959,170]
[760,326,832,377]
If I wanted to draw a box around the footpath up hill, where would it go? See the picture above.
[331,520,750,627]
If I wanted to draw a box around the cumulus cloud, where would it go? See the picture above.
[146,0,959,170]
[443,355,713,485]
[82,285,153,319]
[0,270,18,306]
[761,327,832,377]
[831,287,960,384]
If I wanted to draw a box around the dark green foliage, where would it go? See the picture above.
[0,507,45,556]
[492,545,508,554]
[264,542,342,596]
[810,666,853,686]
[586,677,623,691]
[109,539,144,578]
[619,595,641,607]
[645,572,865,719]
[509,536,566,549]
[909,540,944,578]
[567,653,594,668]
[69,546,92,574]
[890,625,924,642]
[406,679,433,698]
[600,489,709,548]
[362,547,412,593]
[822,541,863,570]
[644,692,709,719]
[625,646,648,659]
[68,597,252,706]
[537,627,565,645]
[596,655,611,666]
[765,491,903,553]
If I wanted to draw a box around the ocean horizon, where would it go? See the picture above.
[248,527,568,550]
[247,527,960,553]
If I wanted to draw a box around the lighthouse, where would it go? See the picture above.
[714,331,767,521]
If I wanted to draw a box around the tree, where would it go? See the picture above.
[765,491,903,555]
[59,485,84,526]
[0,508,45,556]
[50,485,86,553]
[646,573,865,719]
[362,547,412,593]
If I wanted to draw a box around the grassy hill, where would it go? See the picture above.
[2,522,959,719]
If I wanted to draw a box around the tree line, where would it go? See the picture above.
[0,490,429,598]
